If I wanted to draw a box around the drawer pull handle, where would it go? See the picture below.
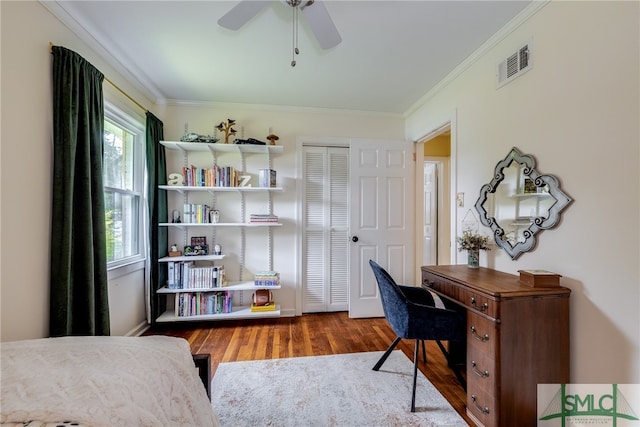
[471,395,490,414]
[470,297,489,311]
[423,279,434,287]
[471,361,490,378]
[470,326,490,342]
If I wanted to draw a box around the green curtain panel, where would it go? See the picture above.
[145,112,168,322]
[50,46,110,336]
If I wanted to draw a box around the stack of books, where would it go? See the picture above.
[254,271,280,287]
[250,302,277,312]
[249,213,279,224]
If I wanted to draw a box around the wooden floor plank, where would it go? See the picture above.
[145,312,471,425]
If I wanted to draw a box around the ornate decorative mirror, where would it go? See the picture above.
[474,147,572,259]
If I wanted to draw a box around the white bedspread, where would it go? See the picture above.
[1,335,218,426]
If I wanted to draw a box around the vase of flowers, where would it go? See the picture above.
[456,230,490,268]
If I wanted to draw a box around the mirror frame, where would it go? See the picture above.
[474,147,572,260]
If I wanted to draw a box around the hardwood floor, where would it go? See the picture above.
[145,311,472,425]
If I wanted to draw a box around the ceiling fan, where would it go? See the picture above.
[218,0,342,66]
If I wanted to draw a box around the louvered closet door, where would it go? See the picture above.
[302,146,349,313]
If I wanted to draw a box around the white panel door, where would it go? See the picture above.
[349,139,414,318]
[423,162,438,265]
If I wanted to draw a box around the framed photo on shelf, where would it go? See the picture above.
[191,236,207,246]
[523,177,537,194]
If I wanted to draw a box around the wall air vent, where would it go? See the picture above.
[496,43,532,88]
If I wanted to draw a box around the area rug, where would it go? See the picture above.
[211,350,468,427]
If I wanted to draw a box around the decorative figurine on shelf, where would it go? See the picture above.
[214,244,222,255]
[168,244,182,257]
[215,119,237,144]
[209,209,220,224]
[180,133,218,143]
[266,133,279,145]
[172,210,181,223]
[168,173,184,186]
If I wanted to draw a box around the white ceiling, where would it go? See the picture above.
[51,0,533,115]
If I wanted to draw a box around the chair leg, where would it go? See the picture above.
[421,340,427,363]
[373,336,402,371]
[411,339,419,412]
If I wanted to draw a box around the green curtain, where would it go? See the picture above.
[50,46,110,336]
[145,112,168,322]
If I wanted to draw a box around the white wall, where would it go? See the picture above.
[0,1,155,340]
[406,1,639,383]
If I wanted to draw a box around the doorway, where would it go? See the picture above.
[416,127,453,272]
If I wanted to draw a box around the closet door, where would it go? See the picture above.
[302,146,349,313]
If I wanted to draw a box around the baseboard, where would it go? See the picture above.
[279,308,296,317]
[126,321,150,337]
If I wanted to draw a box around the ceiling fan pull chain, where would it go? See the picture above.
[291,5,299,67]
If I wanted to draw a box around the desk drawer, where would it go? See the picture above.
[422,271,499,319]
[467,387,497,427]
[467,312,498,355]
[468,346,496,393]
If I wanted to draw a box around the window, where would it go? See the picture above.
[103,106,146,267]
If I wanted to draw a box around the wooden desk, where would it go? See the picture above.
[421,265,570,427]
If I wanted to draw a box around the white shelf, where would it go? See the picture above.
[160,140,283,154]
[158,281,281,294]
[159,222,282,228]
[158,254,225,262]
[511,192,551,198]
[156,305,281,322]
[159,185,283,193]
[156,137,282,323]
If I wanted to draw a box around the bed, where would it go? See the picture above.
[0,335,219,426]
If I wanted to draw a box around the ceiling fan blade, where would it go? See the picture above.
[218,1,270,30]
[300,0,341,49]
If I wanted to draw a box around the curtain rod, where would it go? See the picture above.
[49,42,148,114]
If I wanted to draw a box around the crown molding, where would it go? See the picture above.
[40,0,166,105]
[403,0,550,118]
[164,99,404,119]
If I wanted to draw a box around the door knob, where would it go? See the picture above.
[351,236,359,242]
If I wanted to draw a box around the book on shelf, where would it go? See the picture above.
[250,302,277,312]
[254,271,280,287]
[167,261,176,289]
[258,169,276,188]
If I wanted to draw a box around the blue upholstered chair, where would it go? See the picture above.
[369,260,466,412]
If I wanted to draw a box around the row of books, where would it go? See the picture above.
[254,271,280,287]
[175,291,232,317]
[182,165,240,187]
[249,213,279,224]
[167,262,226,289]
[183,203,212,224]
